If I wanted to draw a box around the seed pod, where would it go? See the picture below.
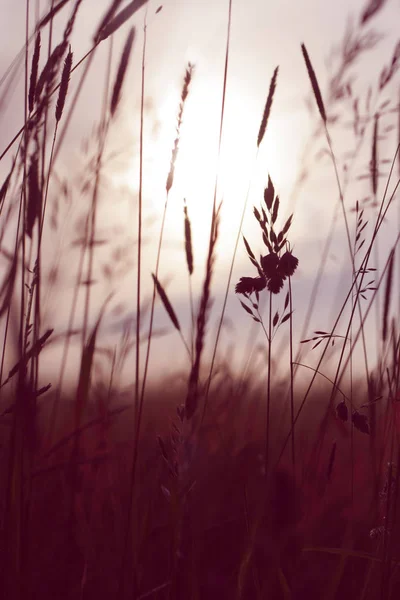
[336,400,348,422]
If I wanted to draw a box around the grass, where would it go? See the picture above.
[0,0,400,599]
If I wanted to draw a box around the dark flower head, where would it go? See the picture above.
[278,251,298,278]
[267,274,284,294]
[235,276,266,295]
[261,252,279,278]
[352,411,370,435]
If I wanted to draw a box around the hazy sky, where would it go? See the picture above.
[1,0,399,385]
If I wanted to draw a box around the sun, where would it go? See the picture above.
[125,76,301,272]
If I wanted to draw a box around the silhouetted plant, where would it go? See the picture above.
[235,174,298,316]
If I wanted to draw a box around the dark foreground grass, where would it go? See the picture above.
[1,379,397,600]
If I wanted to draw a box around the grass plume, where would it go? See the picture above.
[28,31,41,113]
[382,248,395,343]
[186,206,220,420]
[26,154,41,239]
[166,62,194,193]
[257,65,278,147]
[55,46,73,122]
[110,27,135,117]
[183,201,194,276]
[301,42,327,123]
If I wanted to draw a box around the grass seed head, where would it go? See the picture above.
[28,32,41,113]
[26,155,41,239]
[257,66,279,147]
[110,27,136,117]
[55,47,73,122]
[301,43,327,124]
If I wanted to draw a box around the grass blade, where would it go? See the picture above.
[37,0,72,30]
[98,0,148,41]
[75,296,112,427]
[361,0,387,25]
[152,274,181,331]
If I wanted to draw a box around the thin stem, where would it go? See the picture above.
[188,269,195,358]
[288,277,295,478]
[199,0,233,421]
[119,9,148,599]
[203,145,259,420]
[324,125,370,382]
[265,291,272,479]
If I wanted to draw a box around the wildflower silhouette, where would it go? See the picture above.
[235,175,298,304]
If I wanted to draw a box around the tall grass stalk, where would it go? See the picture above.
[198,0,232,421]
[204,66,279,419]
[140,59,194,424]
[2,3,33,597]
[284,44,396,478]
[46,35,114,445]
[288,276,295,478]
[302,44,370,376]
[119,9,147,599]
[265,291,272,478]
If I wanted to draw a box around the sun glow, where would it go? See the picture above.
[125,76,303,276]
